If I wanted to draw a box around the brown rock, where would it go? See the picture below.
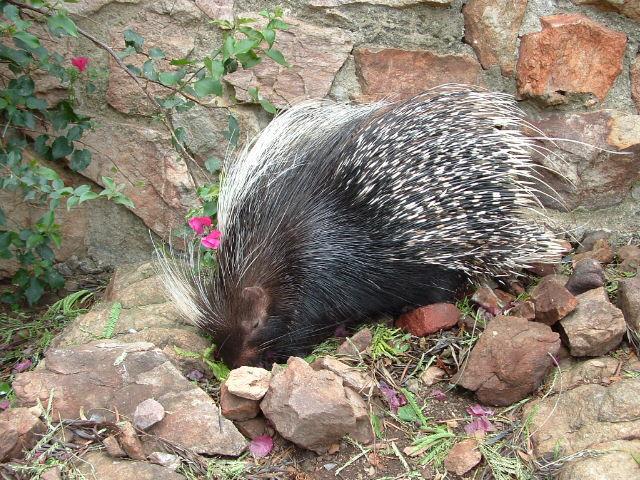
[573,239,615,265]
[225,366,271,401]
[572,0,640,22]
[0,407,46,462]
[396,303,460,336]
[559,288,626,357]
[260,357,364,453]
[103,435,127,458]
[354,48,482,102]
[41,467,62,480]
[524,378,640,457]
[419,366,446,386]
[311,356,374,393]
[618,276,640,333]
[558,439,640,480]
[531,277,578,325]
[12,341,246,456]
[528,111,640,211]
[462,0,527,76]
[311,0,451,6]
[453,316,561,406]
[148,451,181,470]
[344,387,374,445]
[336,328,372,358]
[444,439,481,476]
[133,398,165,430]
[517,14,627,104]
[195,0,234,20]
[471,286,503,315]
[220,382,261,421]
[565,258,606,295]
[526,262,558,277]
[234,417,274,439]
[116,421,145,461]
[577,230,611,253]
[632,56,640,112]
[508,301,535,321]
[548,357,619,395]
[493,289,515,305]
[77,451,184,480]
[618,245,640,273]
[226,17,353,108]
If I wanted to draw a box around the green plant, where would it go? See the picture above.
[405,424,456,468]
[101,301,121,339]
[174,345,230,382]
[370,325,411,360]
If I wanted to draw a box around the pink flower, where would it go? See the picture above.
[466,404,494,417]
[13,359,32,373]
[431,389,447,401]
[249,435,274,457]
[201,230,222,249]
[71,56,90,72]
[0,399,9,411]
[464,416,495,435]
[378,382,407,414]
[188,216,212,235]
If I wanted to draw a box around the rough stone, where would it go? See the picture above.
[148,451,181,470]
[117,421,146,460]
[76,451,184,480]
[354,48,482,102]
[462,0,527,76]
[103,435,127,458]
[632,56,640,112]
[234,417,274,439]
[220,382,261,421]
[548,356,619,394]
[0,408,46,462]
[311,356,374,393]
[507,301,535,321]
[396,303,460,336]
[573,238,615,265]
[453,316,560,406]
[419,366,446,386]
[558,439,640,480]
[471,286,503,315]
[444,439,481,476]
[577,230,611,253]
[225,366,272,401]
[40,467,62,480]
[12,341,246,456]
[344,386,374,445]
[195,0,234,20]
[528,111,640,210]
[618,245,640,273]
[336,328,372,358]
[226,16,353,108]
[559,288,626,357]
[133,398,165,430]
[310,0,451,6]
[618,276,640,333]
[531,277,578,325]
[572,0,640,22]
[517,14,627,104]
[260,357,365,453]
[524,378,640,457]
[565,258,606,295]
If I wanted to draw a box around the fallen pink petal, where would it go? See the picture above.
[464,416,495,435]
[188,216,212,235]
[13,359,32,373]
[466,404,494,417]
[186,370,204,381]
[0,399,9,410]
[249,435,274,457]
[71,56,90,72]
[201,230,222,249]
[379,382,407,414]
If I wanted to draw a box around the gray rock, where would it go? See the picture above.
[12,341,247,456]
[133,398,165,430]
[558,440,640,480]
[565,258,606,295]
[76,451,184,480]
[225,366,272,401]
[618,276,640,333]
[148,451,181,470]
[310,356,375,393]
[559,288,626,356]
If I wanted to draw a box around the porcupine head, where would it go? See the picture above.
[159,86,568,369]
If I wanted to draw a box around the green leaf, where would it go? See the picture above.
[158,70,186,86]
[259,98,277,114]
[268,19,289,31]
[204,157,221,173]
[204,358,230,382]
[79,190,99,203]
[13,31,41,49]
[265,48,289,66]
[234,39,257,55]
[222,35,235,60]
[71,149,91,171]
[26,234,44,249]
[65,125,83,142]
[149,47,165,59]
[44,269,65,289]
[47,13,78,37]
[173,346,201,359]
[113,194,135,209]
[123,29,144,52]
[261,28,276,47]
[37,166,59,181]
[66,196,79,209]
[51,136,73,159]
[142,60,158,81]
[169,58,194,66]
[25,96,47,110]
[0,382,11,396]
[193,77,222,98]
[36,244,55,262]
[247,86,259,101]
[224,114,239,146]
[236,51,261,69]
[0,208,5,226]
[202,200,217,217]
[25,277,45,305]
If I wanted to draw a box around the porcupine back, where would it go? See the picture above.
[160,84,564,367]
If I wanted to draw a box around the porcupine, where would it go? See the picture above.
[159,84,564,368]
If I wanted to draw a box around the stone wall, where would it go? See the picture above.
[5,0,640,274]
